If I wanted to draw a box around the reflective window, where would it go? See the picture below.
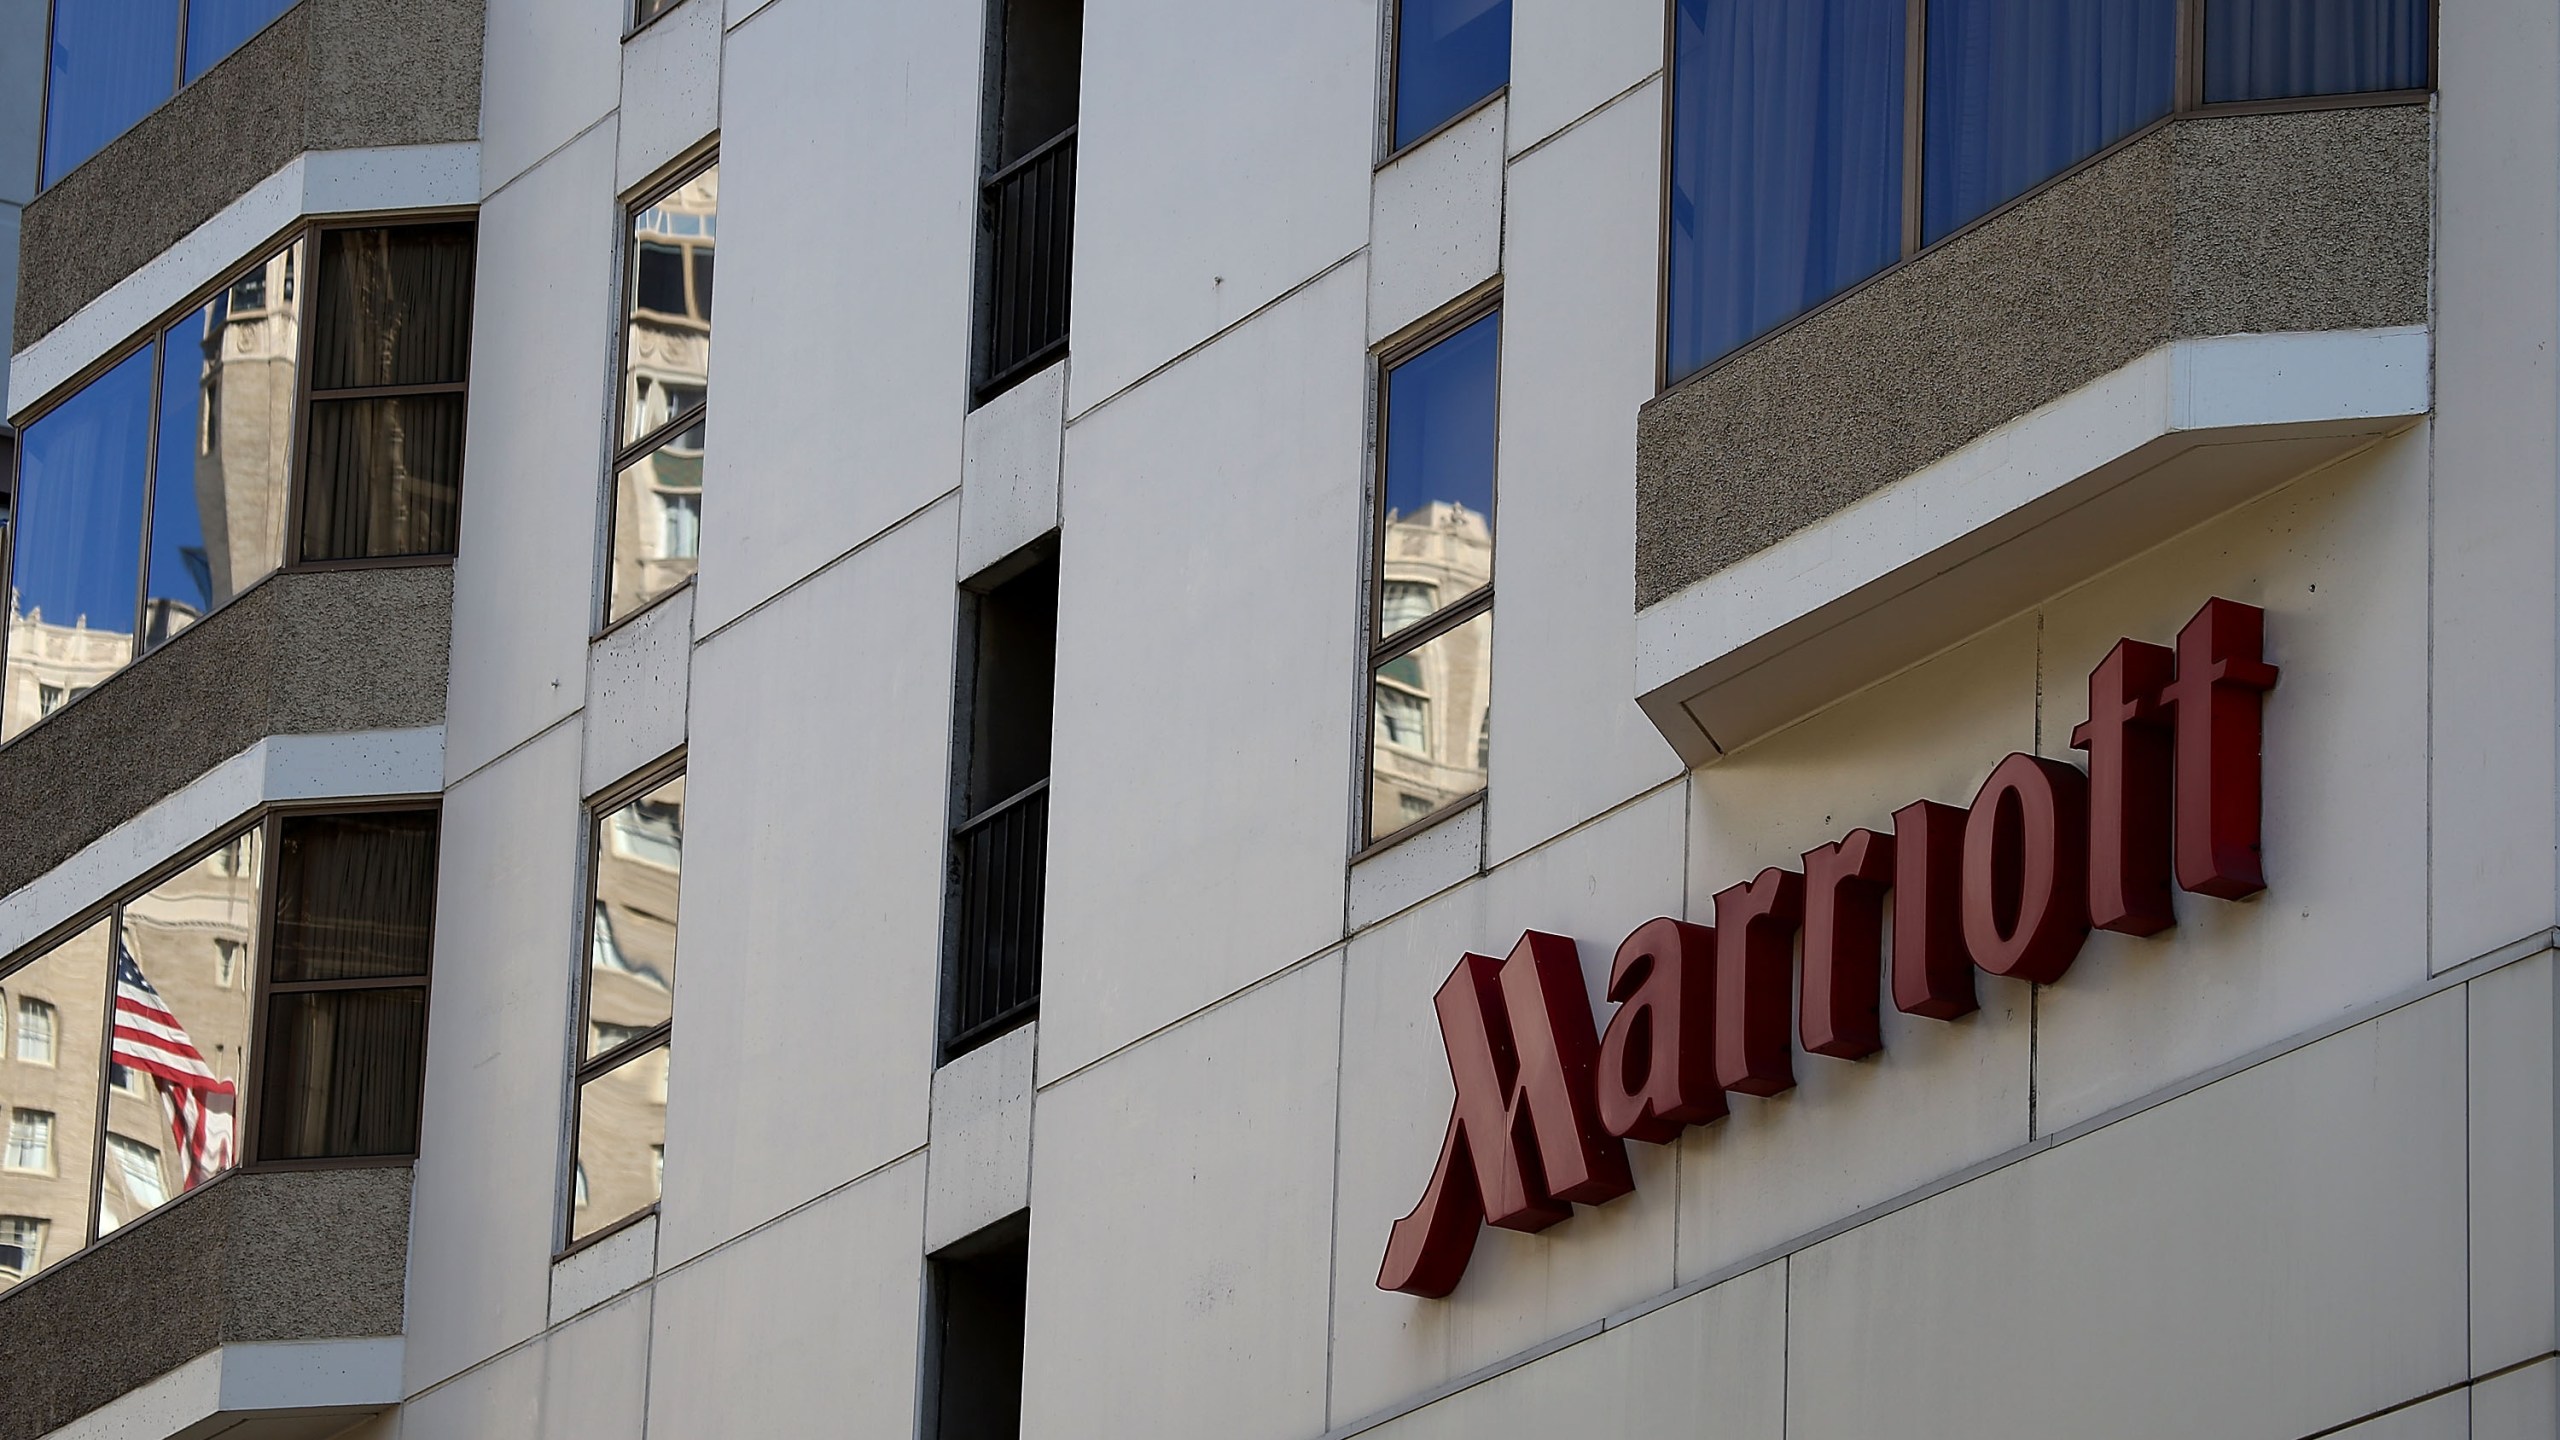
[1922,0,2176,243]
[2204,0,2429,103]
[0,1216,44,1282]
[610,164,717,625]
[4,1109,55,1172]
[41,0,296,185]
[572,772,685,1247]
[1663,0,2430,380]
[0,919,113,1286]
[1666,0,1905,382]
[14,1000,56,1066]
[7,347,153,738]
[1366,312,1499,846]
[1393,0,1511,150]
[633,0,684,28]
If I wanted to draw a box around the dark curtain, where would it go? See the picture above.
[271,811,440,982]
[258,989,426,1160]
[309,225,477,390]
[298,394,466,561]
[2205,0,2428,103]
[1666,0,1906,382]
[1922,0,2177,243]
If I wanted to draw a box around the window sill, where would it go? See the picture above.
[1349,792,1484,931]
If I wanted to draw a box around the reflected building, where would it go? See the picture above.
[608,171,715,622]
[572,779,681,1242]
[1370,499,1493,833]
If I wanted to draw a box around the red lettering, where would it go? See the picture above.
[2071,639,2177,935]
[1890,799,1977,1020]
[1962,753,2092,983]
[1713,868,1804,1096]
[1378,931,1634,1297]
[2158,598,2280,899]
[1594,917,1723,1143]
[1799,831,1894,1059]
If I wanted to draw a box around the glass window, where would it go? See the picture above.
[1666,0,1905,382]
[4,1109,53,1172]
[256,810,439,1161]
[184,0,297,83]
[101,1134,168,1224]
[1393,0,1512,150]
[1922,0,2176,244]
[572,771,684,1247]
[6,347,155,738]
[1366,312,1499,845]
[2204,0,2429,103]
[41,0,181,184]
[610,163,718,625]
[634,0,684,27]
[0,919,111,1281]
[0,1216,46,1285]
[298,224,477,562]
[14,999,55,1066]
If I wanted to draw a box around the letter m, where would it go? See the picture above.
[1378,931,1633,1297]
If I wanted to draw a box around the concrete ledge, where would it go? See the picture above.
[15,0,485,356]
[0,565,452,898]
[1635,104,2432,610]
[0,1169,410,1440]
[1636,328,2430,763]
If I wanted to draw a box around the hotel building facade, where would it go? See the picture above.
[0,0,2555,1436]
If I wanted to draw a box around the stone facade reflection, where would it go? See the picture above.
[610,169,716,623]
[1371,499,1493,835]
[574,778,681,1241]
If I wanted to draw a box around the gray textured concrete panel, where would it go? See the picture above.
[1635,105,2432,609]
[14,0,485,352]
[0,1166,410,1440]
[0,564,453,897]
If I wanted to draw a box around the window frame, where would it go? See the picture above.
[562,751,687,1258]
[1652,0,2441,392]
[1358,291,1502,857]
[600,150,720,637]
[1380,0,1514,165]
[0,212,478,743]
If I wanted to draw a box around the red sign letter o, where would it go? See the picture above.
[1961,753,2092,984]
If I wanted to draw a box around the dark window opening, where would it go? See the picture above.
[927,1215,1030,1440]
[942,544,1057,1058]
[974,0,1082,403]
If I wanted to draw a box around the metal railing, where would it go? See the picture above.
[945,778,1049,1052]
[976,127,1076,401]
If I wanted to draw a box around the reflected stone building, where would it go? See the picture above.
[608,171,715,623]
[1369,499,1492,833]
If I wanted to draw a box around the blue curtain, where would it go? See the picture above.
[1922,0,2175,244]
[2206,0,2427,103]
[1666,0,1906,382]
[1395,0,1512,149]
[12,347,157,646]
[43,0,180,183]
[185,0,296,82]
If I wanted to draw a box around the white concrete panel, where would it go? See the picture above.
[2431,0,2560,968]
[395,1341,540,1440]
[11,145,481,411]
[1069,0,1377,410]
[1039,262,1366,1081]
[1505,0,1662,157]
[446,126,621,783]
[479,0,624,196]
[616,0,722,193]
[959,360,1067,580]
[1022,955,1341,1440]
[2474,1359,2560,1440]
[549,1214,657,1325]
[691,0,981,633]
[647,1157,925,1440]
[1356,1260,1785,1440]
[1349,800,1485,932]
[403,723,585,1394]
[2325,1392,2470,1440]
[1368,99,1505,344]
[1679,617,2037,1281]
[2032,435,2430,1132]
[658,502,956,1263]
[925,1023,1037,1253]
[723,0,775,28]
[0,728,443,958]
[583,586,693,796]
[536,1292,653,1440]
[2469,953,2557,1374]
[1787,991,2470,1440]
[1485,79,1679,863]
[1330,786,1686,1425]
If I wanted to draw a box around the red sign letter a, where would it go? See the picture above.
[1378,931,1634,1298]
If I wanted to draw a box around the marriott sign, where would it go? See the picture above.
[1379,597,2281,1298]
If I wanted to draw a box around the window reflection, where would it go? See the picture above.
[6,348,155,739]
[572,771,684,1247]
[41,0,296,185]
[609,163,717,625]
[1368,611,1493,837]
[0,919,114,1291]
[1394,0,1512,150]
[570,1043,668,1245]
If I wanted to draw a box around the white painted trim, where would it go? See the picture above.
[0,727,444,960]
[1634,327,2432,760]
[40,1338,402,1440]
[9,143,482,415]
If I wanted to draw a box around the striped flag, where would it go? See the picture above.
[112,940,236,1191]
